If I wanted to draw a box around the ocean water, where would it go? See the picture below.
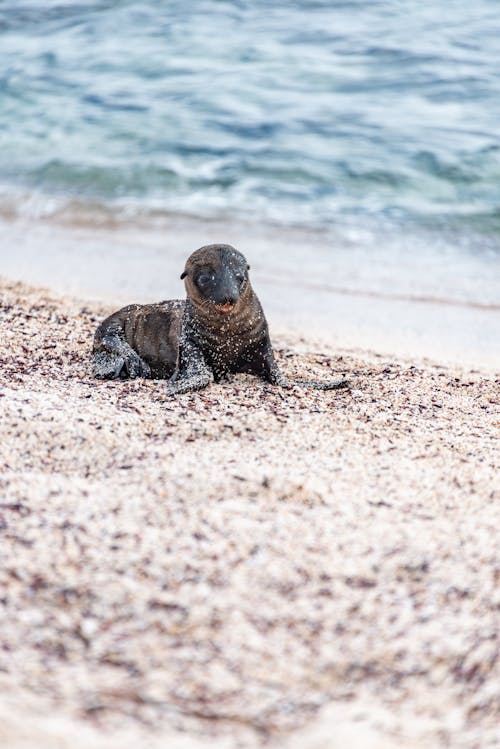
[0,1,499,365]
[1,0,500,234]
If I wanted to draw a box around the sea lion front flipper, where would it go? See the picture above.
[264,368,350,391]
[164,369,213,396]
[258,341,350,391]
[289,377,351,390]
[164,335,213,397]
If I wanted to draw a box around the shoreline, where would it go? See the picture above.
[0,276,498,749]
[1,213,499,371]
[1,272,498,378]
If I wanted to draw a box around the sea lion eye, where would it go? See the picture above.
[235,273,246,287]
[197,272,212,287]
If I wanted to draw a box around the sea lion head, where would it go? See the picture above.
[181,244,251,316]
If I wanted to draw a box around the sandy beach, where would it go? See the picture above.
[3,1,500,744]
[0,275,498,748]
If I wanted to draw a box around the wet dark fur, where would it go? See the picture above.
[92,244,350,395]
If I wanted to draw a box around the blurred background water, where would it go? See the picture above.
[2,0,500,231]
[0,0,499,363]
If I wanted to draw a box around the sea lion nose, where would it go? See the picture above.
[215,275,239,306]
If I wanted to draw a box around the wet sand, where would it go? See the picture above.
[1,213,499,370]
[0,276,498,748]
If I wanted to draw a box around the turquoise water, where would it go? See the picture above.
[1,0,500,243]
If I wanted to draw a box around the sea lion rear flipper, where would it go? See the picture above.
[93,321,152,380]
[92,351,125,380]
[123,351,151,379]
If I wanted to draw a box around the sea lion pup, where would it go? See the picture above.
[92,244,350,396]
